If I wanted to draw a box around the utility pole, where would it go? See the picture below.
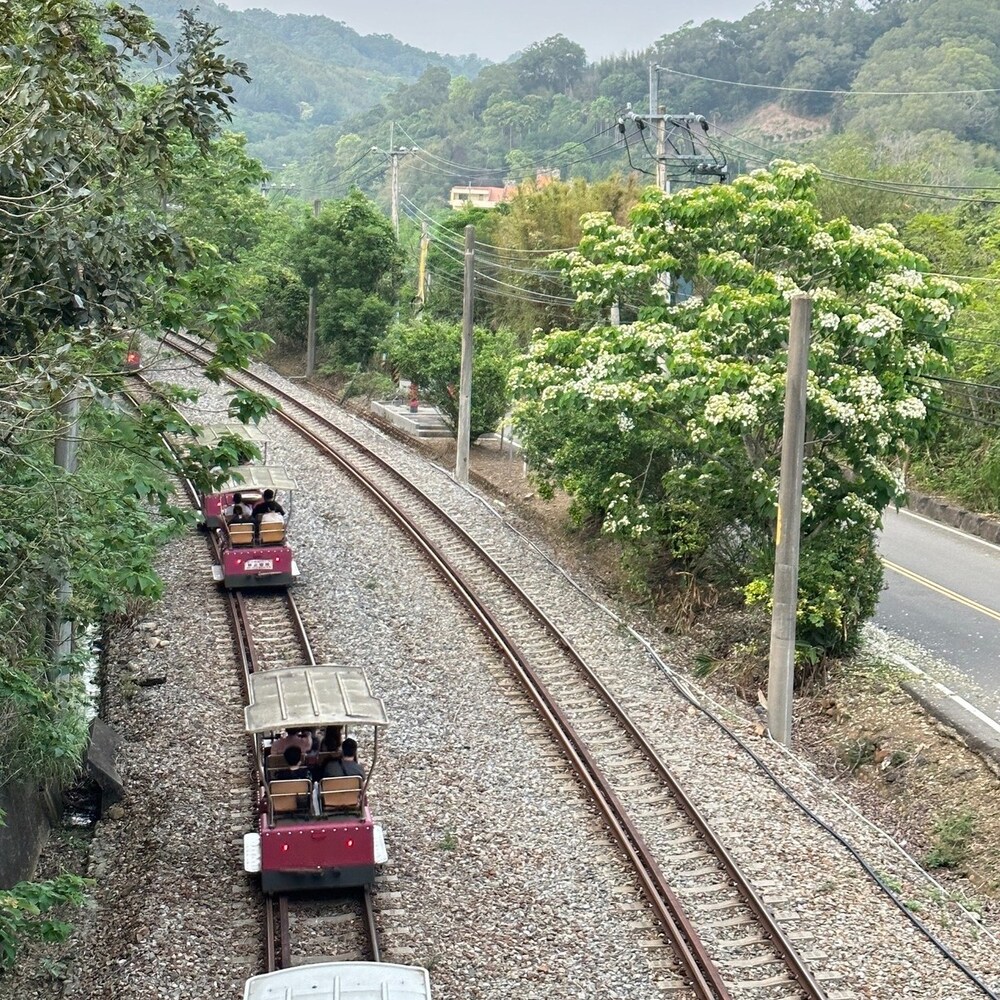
[306,198,320,377]
[455,225,475,484]
[50,390,80,680]
[415,221,430,314]
[655,103,670,197]
[767,292,812,747]
[388,122,412,238]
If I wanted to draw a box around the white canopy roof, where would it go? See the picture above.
[192,422,269,449]
[218,465,297,493]
[245,666,389,733]
[243,962,431,1000]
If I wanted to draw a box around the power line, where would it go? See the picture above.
[709,128,1000,206]
[658,66,1000,97]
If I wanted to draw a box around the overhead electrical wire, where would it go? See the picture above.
[708,126,1000,206]
[658,66,1000,97]
[399,194,579,259]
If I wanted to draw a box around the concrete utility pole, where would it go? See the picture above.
[655,104,670,197]
[50,391,80,679]
[387,123,413,238]
[767,293,812,747]
[415,221,430,314]
[455,225,475,484]
[306,198,320,377]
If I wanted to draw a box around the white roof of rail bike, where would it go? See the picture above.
[191,422,269,449]
[243,962,431,1000]
[217,465,297,493]
[245,666,389,733]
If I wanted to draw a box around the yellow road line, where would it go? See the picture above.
[882,558,1000,624]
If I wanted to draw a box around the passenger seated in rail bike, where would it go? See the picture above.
[321,737,365,780]
[272,728,314,757]
[252,489,285,520]
[223,492,253,522]
[271,745,312,781]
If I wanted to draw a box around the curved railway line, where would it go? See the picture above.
[161,333,845,1000]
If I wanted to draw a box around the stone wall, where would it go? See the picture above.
[0,782,57,889]
[906,491,1000,545]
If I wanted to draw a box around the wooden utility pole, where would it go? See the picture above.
[455,225,475,484]
[306,198,320,377]
[767,293,812,746]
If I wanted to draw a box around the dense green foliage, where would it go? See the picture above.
[383,321,518,439]
[138,0,487,167]
[291,192,406,364]
[0,874,90,969]
[0,0,278,965]
[512,162,964,657]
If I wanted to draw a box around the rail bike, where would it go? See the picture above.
[243,961,432,1000]
[208,464,298,588]
[243,664,389,893]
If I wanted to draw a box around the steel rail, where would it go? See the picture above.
[161,335,827,999]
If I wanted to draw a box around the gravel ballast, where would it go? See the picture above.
[5,349,1000,1000]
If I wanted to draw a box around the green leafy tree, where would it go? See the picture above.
[0,2,273,964]
[293,190,405,364]
[382,320,518,439]
[511,162,965,657]
[514,35,587,95]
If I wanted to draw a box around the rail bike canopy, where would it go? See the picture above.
[192,421,269,458]
[244,666,389,734]
[213,464,296,497]
[243,962,432,1000]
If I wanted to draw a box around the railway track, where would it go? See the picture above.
[266,888,380,971]
[164,332,840,998]
[163,334,842,999]
[132,372,383,974]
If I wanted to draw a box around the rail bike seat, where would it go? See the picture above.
[319,775,363,814]
[228,521,255,546]
[269,778,312,816]
[258,513,286,545]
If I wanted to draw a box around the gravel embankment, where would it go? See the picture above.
[6,347,1000,1000]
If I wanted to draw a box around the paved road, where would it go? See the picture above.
[877,507,1000,726]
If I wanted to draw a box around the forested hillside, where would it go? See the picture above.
[139,0,488,166]
[138,0,1000,220]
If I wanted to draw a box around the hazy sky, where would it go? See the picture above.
[223,0,760,62]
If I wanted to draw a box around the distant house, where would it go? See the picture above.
[448,183,514,210]
[448,169,560,210]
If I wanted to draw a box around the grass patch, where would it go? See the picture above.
[924,810,976,871]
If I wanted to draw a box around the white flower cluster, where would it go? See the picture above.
[817,311,841,331]
[687,419,708,444]
[814,387,859,425]
[809,231,835,252]
[704,392,760,426]
[856,304,902,339]
[894,396,926,420]
[616,412,635,433]
[924,297,954,322]
[883,269,925,291]
[602,474,652,538]
[840,492,880,529]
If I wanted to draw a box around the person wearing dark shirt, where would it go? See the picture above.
[272,745,311,781]
[253,488,285,519]
[322,737,365,779]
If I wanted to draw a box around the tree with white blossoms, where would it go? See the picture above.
[510,161,965,657]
